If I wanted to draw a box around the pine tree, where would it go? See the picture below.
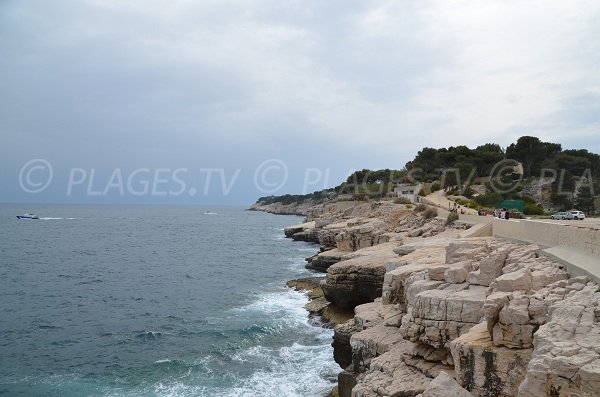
[575,185,596,215]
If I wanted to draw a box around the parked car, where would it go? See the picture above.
[550,212,568,220]
[566,210,586,220]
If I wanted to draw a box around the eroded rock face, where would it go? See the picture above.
[351,341,432,397]
[306,248,346,272]
[283,221,316,238]
[334,319,357,370]
[335,219,390,251]
[351,323,405,373]
[450,323,531,397]
[381,240,450,307]
[400,284,487,348]
[250,200,314,215]
[482,256,570,350]
[322,244,399,310]
[333,299,403,371]
[418,371,473,397]
[283,207,600,397]
[518,284,600,397]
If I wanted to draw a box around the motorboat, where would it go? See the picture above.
[204,211,218,215]
[17,213,40,219]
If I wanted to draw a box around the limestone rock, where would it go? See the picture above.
[428,265,449,281]
[283,221,316,238]
[400,284,487,348]
[445,240,491,265]
[468,248,508,286]
[351,341,432,397]
[335,218,388,251]
[394,245,416,256]
[492,294,537,349]
[306,248,345,272]
[337,370,358,397]
[322,243,398,310]
[518,285,600,397]
[419,371,473,397]
[334,319,357,370]
[350,323,405,372]
[354,299,402,330]
[493,269,533,292]
[381,241,450,306]
[450,322,532,397]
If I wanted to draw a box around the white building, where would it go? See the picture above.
[393,183,423,203]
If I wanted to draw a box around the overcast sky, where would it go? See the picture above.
[1,0,599,204]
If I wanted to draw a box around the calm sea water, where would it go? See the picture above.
[0,204,337,397]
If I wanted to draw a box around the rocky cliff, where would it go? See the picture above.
[248,200,315,216]
[278,200,600,397]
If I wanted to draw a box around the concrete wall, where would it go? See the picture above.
[459,214,493,225]
[492,219,600,257]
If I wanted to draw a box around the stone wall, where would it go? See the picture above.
[492,218,600,257]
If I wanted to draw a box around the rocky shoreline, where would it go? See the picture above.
[257,200,600,397]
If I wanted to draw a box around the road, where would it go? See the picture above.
[527,217,600,230]
[423,190,478,215]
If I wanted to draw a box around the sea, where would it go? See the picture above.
[0,204,338,397]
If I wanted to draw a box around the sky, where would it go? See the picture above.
[1,0,599,204]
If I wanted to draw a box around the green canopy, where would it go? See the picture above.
[495,200,524,213]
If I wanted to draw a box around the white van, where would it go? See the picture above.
[566,210,586,220]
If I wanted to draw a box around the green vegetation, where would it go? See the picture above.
[337,168,406,199]
[576,185,596,215]
[550,171,575,210]
[394,197,412,205]
[414,203,427,212]
[255,136,599,213]
[422,207,438,219]
[473,191,503,208]
[521,196,545,215]
[506,136,600,178]
[405,143,505,182]
[257,189,335,205]
[454,197,479,210]
[446,212,459,225]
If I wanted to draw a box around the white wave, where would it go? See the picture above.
[230,289,309,321]
[296,247,318,252]
[146,339,337,397]
[223,341,337,397]
[39,217,81,220]
[287,256,307,265]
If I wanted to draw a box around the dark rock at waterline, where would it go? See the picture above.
[321,268,385,311]
[291,230,320,243]
[287,278,353,326]
[337,370,357,397]
[305,252,344,272]
[333,319,355,370]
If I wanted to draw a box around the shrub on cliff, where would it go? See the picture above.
[414,203,427,212]
[422,207,438,219]
[446,211,459,225]
[474,191,503,207]
[394,197,412,204]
